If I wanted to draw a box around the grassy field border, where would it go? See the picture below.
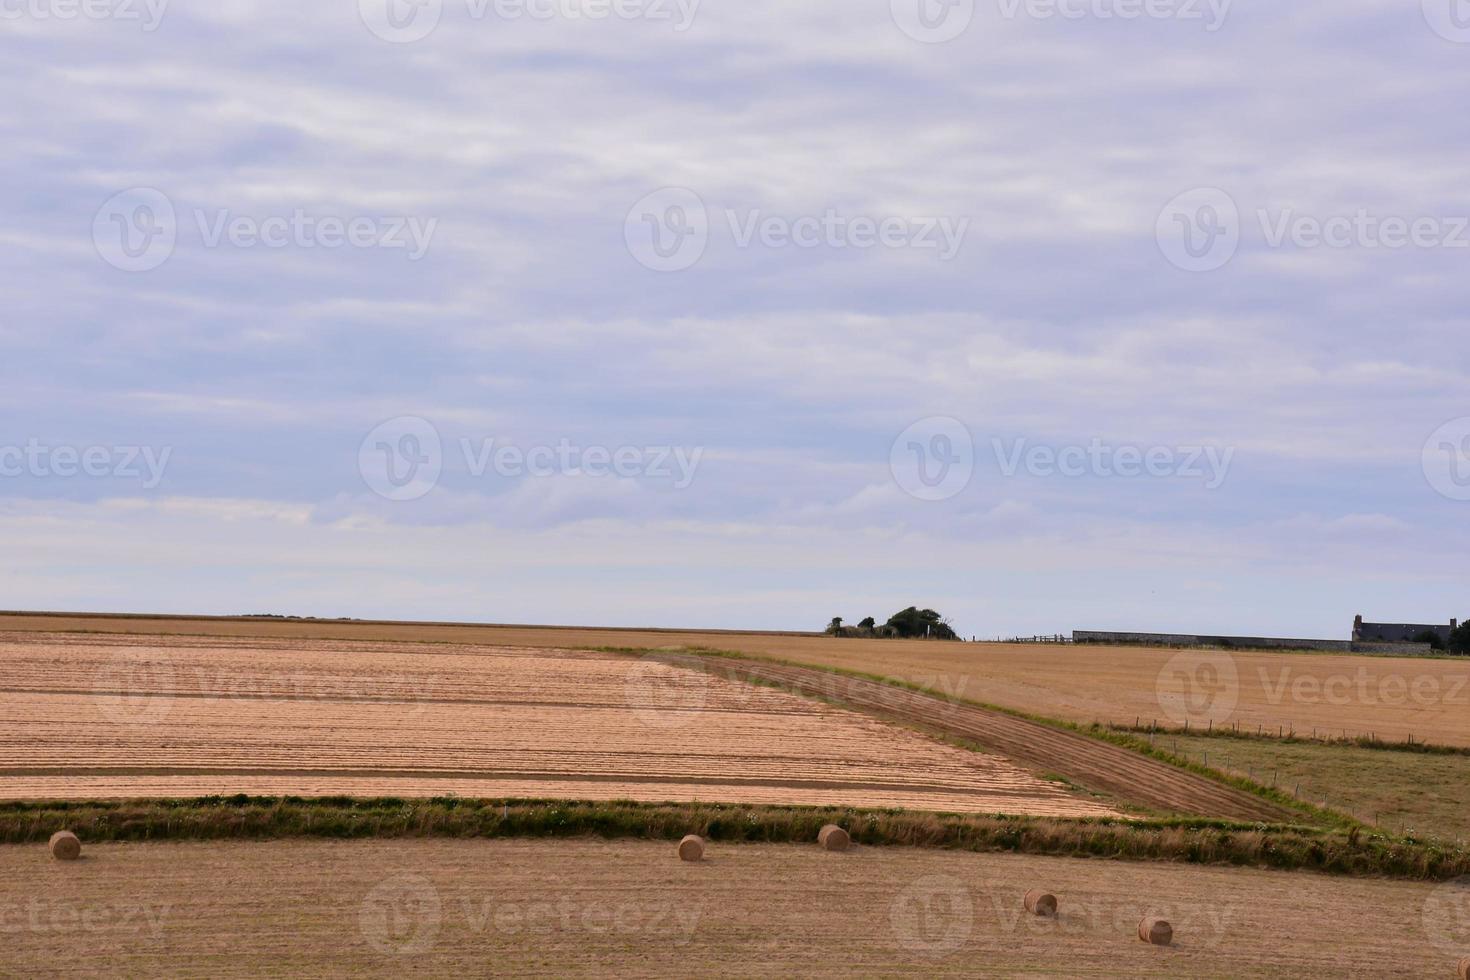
[3,796,1467,880]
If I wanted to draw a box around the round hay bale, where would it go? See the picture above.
[1023,889,1058,917]
[1138,916,1172,946]
[817,824,850,852]
[1459,955,1470,980]
[677,835,705,862]
[49,831,81,862]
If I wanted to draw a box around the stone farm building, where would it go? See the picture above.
[1353,615,1458,646]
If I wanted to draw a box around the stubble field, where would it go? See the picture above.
[5,613,1464,747]
[0,632,1116,818]
[2,837,1464,978]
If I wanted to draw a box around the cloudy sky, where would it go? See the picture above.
[3,0,1467,638]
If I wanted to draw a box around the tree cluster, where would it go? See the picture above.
[825,607,958,641]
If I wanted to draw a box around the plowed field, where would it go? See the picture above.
[0,633,1116,818]
[7,613,1463,747]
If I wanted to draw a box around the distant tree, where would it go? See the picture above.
[884,607,958,641]
[858,617,876,629]
[826,617,844,635]
[1451,621,1470,656]
[1413,629,1447,651]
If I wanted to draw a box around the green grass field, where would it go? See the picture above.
[1163,735,1470,842]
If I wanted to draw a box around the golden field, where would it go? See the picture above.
[0,631,1116,817]
[5,613,1464,747]
[3,837,1464,978]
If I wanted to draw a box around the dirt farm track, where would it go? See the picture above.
[2,838,1463,978]
[4,612,1466,748]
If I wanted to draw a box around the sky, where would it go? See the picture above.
[2,0,1468,639]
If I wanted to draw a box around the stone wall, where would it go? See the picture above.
[1072,630,1436,656]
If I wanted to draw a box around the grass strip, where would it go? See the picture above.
[2,796,1466,880]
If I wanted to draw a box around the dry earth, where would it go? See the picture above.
[2,838,1465,978]
[0,632,1115,818]
[5,613,1465,747]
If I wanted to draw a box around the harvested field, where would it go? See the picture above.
[7,613,1466,748]
[686,657,1296,823]
[0,633,1116,818]
[0,837,1462,978]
